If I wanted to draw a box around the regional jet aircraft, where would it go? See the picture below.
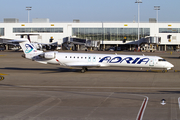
[1,38,174,73]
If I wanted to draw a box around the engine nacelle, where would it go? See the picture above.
[40,52,57,59]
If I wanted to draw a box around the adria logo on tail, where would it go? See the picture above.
[25,44,33,53]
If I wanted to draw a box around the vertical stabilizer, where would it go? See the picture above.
[19,39,43,59]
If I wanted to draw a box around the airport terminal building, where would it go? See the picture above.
[0,19,180,51]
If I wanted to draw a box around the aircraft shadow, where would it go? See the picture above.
[0,67,151,73]
[164,57,180,59]
[88,69,147,73]
[158,91,180,94]
[0,67,74,73]
[0,84,17,87]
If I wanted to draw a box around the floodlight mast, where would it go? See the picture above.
[26,7,32,23]
[154,6,160,50]
[135,0,142,51]
[154,6,160,23]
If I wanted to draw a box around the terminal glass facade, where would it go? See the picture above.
[0,28,4,36]
[13,28,63,33]
[72,28,150,41]
[159,28,180,33]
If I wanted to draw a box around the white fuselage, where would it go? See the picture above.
[34,52,174,70]
[1,38,174,72]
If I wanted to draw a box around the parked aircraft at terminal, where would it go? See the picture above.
[1,38,174,73]
[0,34,58,51]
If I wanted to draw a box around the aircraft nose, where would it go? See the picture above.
[166,62,174,70]
[169,62,174,67]
[171,63,174,68]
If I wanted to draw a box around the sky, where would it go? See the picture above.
[0,0,180,23]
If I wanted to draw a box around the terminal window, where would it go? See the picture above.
[13,28,63,33]
[72,28,150,41]
[0,28,4,36]
[159,28,179,33]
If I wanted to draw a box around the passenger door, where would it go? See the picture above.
[149,59,154,66]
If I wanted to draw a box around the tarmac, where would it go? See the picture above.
[0,50,180,120]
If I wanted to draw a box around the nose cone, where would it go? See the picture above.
[170,63,174,68]
[166,62,174,70]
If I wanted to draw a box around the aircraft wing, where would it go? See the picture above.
[0,37,28,44]
[63,62,101,67]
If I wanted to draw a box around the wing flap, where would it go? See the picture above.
[65,62,101,67]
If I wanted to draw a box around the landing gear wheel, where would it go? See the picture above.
[81,69,85,73]
[81,67,87,73]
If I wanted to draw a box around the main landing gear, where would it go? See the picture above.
[81,67,88,73]
[162,69,169,73]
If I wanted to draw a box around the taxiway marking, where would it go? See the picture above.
[0,55,6,57]
[136,97,148,120]
[9,97,56,120]
[0,73,8,76]
[13,85,180,90]
[178,97,180,110]
[171,97,177,120]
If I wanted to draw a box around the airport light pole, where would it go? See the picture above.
[102,22,104,50]
[135,0,142,50]
[26,7,32,23]
[154,6,160,23]
[154,6,160,51]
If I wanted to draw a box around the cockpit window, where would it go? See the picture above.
[158,59,166,61]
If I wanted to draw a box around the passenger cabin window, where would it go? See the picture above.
[158,59,166,61]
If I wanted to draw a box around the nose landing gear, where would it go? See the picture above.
[81,67,88,73]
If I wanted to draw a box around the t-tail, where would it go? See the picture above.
[19,39,43,59]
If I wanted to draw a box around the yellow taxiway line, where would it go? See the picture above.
[0,73,8,76]
[0,55,6,57]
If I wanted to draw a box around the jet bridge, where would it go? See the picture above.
[62,37,100,51]
[141,36,161,52]
[126,36,160,52]
[62,37,86,50]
